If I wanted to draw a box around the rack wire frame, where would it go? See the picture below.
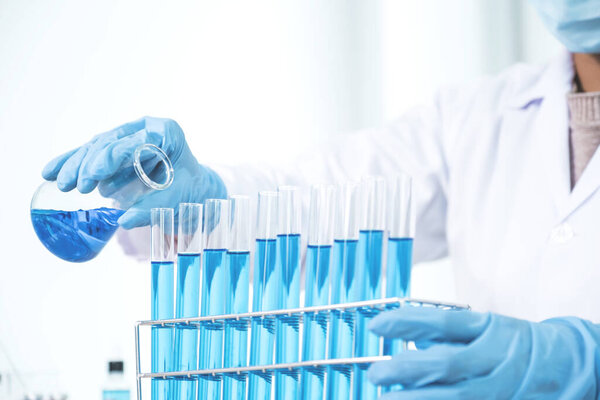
[134,297,470,399]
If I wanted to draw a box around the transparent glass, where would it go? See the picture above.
[389,173,414,238]
[307,184,336,246]
[30,143,173,262]
[150,207,175,400]
[359,176,386,231]
[228,195,251,252]
[334,182,360,241]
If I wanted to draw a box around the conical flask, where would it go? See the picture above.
[31,143,173,262]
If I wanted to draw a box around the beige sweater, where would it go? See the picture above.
[568,91,600,188]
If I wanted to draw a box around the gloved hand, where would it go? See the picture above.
[368,306,600,399]
[42,116,227,229]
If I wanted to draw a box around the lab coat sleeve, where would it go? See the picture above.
[213,95,450,264]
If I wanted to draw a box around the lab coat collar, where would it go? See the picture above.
[524,50,573,221]
[524,50,600,221]
[509,50,574,110]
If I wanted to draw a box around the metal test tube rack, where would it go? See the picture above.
[134,297,469,399]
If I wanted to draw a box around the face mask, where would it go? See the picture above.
[529,0,600,53]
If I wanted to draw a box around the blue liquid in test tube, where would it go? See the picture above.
[382,174,414,394]
[249,192,279,400]
[151,208,175,400]
[301,185,335,400]
[327,183,361,400]
[198,199,229,400]
[354,177,386,400]
[275,186,302,400]
[224,251,250,399]
[175,203,203,400]
[385,238,413,299]
[223,195,251,400]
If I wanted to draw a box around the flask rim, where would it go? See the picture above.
[133,143,174,191]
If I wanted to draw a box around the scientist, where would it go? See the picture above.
[41,0,600,398]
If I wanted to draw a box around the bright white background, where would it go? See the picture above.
[0,1,560,398]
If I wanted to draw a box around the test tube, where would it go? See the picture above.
[326,182,360,400]
[275,186,302,400]
[174,203,202,400]
[382,174,414,394]
[223,195,251,400]
[355,176,386,400]
[386,174,414,298]
[151,208,175,400]
[248,191,279,400]
[300,185,335,400]
[198,199,229,400]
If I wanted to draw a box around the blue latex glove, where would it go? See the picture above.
[42,116,227,228]
[368,307,600,399]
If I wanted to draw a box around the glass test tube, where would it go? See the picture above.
[198,199,229,400]
[174,203,203,400]
[151,208,175,400]
[223,195,251,400]
[327,182,360,400]
[301,185,335,400]
[248,191,279,400]
[275,186,302,400]
[355,176,386,400]
[382,174,414,394]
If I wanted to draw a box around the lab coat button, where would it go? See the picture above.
[549,223,573,245]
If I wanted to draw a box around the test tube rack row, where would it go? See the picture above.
[134,297,469,400]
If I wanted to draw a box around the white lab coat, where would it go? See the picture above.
[215,50,600,323]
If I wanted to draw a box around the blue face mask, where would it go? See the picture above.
[529,0,600,53]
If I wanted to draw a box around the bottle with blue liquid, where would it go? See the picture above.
[383,173,415,394]
[174,203,203,400]
[198,199,230,400]
[327,182,361,400]
[31,144,173,262]
[223,195,251,400]
[275,186,302,400]
[301,184,336,400]
[150,207,175,400]
[354,176,387,400]
[249,191,279,400]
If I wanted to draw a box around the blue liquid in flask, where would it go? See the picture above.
[355,230,384,400]
[31,208,124,262]
[275,234,301,400]
[249,238,278,400]
[223,251,250,400]
[199,249,227,400]
[151,261,175,400]
[327,239,359,400]
[301,244,332,400]
[174,253,201,400]
[382,237,413,394]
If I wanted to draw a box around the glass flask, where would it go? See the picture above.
[30,143,174,262]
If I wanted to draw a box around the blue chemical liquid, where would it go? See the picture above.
[102,389,130,400]
[382,237,413,394]
[385,237,413,298]
[249,238,278,400]
[355,230,384,400]
[301,244,332,400]
[31,208,124,262]
[174,253,201,400]
[327,239,358,399]
[223,251,250,400]
[358,230,384,300]
[199,249,227,400]
[275,234,301,400]
[151,261,175,400]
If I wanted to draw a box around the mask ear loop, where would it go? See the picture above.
[133,143,174,191]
